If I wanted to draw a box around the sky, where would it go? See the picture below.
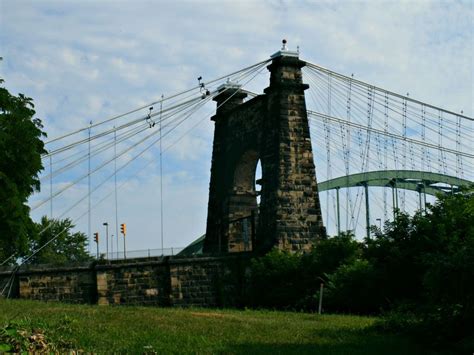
[1,0,473,256]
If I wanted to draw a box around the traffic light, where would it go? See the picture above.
[120,223,126,236]
[93,232,99,243]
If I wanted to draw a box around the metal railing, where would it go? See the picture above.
[99,247,185,261]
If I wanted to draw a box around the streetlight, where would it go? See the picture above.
[103,222,109,259]
[376,218,382,230]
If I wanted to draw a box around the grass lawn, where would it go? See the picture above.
[0,299,424,354]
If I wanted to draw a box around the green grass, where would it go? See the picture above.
[0,299,423,354]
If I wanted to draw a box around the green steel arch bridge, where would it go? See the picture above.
[318,170,472,238]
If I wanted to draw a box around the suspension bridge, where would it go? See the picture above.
[21,41,473,261]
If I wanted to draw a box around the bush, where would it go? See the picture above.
[246,233,363,310]
[377,189,474,351]
[324,259,383,314]
[302,231,362,278]
[247,249,302,309]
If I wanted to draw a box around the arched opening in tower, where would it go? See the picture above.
[256,159,262,206]
[228,150,260,252]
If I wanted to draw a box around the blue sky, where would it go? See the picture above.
[1,0,472,254]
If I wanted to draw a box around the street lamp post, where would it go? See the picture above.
[103,222,109,259]
[376,218,382,230]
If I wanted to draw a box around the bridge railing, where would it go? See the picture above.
[100,247,185,261]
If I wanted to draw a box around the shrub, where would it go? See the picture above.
[247,249,302,309]
[246,233,363,310]
[324,259,383,314]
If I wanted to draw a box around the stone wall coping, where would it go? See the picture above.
[95,253,253,270]
[169,253,253,265]
[0,264,94,276]
[95,259,166,271]
[0,252,254,276]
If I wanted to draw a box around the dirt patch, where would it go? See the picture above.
[190,312,233,319]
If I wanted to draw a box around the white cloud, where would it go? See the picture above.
[4,0,473,248]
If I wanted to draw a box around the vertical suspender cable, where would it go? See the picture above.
[383,93,389,221]
[50,155,53,219]
[358,86,375,233]
[114,126,119,257]
[160,95,164,255]
[337,77,350,233]
[325,74,332,234]
[438,110,442,173]
[438,111,448,175]
[421,104,426,171]
[345,76,354,231]
[421,105,426,211]
[88,121,92,252]
[374,91,384,171]
[456,115,462,178]
[425,108,433,172]
[401,97,407,212]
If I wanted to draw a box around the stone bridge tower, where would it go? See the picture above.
[204,42,325,254]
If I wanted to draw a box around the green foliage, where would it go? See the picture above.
[247,233,363,310]
[303,231,361,278]
[375,190,474,350]
[364,211,428,305]
[325,259,383,314]
[0,80,46,262]
[247,249,302,308]
[0,174,32,261]
[297,232,362,310]
[420,192,474,306]
[247,190,474,350]
[28,216,92,265]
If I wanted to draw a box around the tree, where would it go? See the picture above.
[302,231,362,281]
[247,249,302,308]
[325,258,383,314]
[28,216,92,265]
[246,233,363,310]
[0,79,46,262]
[373,189,474,351]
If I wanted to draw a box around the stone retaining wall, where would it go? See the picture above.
[0,254,251,307]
